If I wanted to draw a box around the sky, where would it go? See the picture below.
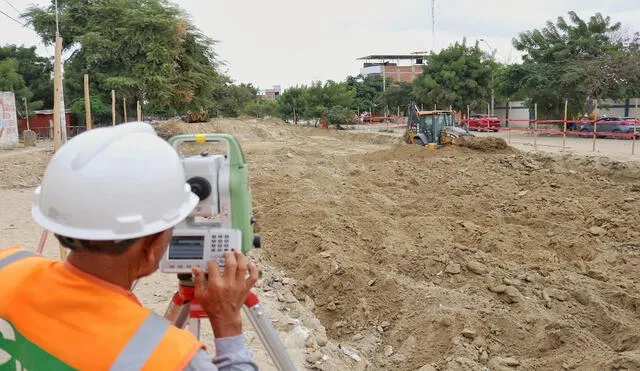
[1,0,639,91]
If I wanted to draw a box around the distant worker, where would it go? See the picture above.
[0,123,259,370]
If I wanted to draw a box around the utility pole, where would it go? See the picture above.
[53,36,63,151]
[479,39,496,116]
[431,0,436,51]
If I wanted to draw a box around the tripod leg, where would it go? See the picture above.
[164,295,191,329]
[36,229,48,255]
[243,293,296,371]
[188,318,201,340]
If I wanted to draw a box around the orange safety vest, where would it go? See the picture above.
[0,246,204,370]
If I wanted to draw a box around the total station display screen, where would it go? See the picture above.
[168,236,205,260]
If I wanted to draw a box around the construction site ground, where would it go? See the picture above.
[1,118,640,370]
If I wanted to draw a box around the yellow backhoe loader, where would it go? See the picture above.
[403,104,472,148]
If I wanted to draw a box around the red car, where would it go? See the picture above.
[467,114,501,132]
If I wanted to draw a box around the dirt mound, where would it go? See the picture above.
[250,138,640,370]
[150,120,640,369]
[456,136,514,152]
[4,119,640,370]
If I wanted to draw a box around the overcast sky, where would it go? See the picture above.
[1,0,639,90]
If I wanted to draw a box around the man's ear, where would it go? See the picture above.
[140,232,164,264]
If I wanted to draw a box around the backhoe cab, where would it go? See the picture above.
[404,104,472,147]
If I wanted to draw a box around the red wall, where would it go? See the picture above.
[19,112,72,138]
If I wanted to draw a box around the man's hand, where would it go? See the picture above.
[193,251,259,338]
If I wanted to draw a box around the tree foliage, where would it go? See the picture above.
[499,11,640,118]
[22,0,227,121]
[412,39,494,112]
[274,81,355,125]
[0,45,52,113]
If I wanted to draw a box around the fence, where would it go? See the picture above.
[459,117,640,156]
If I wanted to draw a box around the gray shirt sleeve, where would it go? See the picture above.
[183,335,259,371]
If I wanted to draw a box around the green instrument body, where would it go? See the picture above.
[168,133,255,254]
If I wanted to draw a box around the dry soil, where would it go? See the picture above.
[1,118,640,371]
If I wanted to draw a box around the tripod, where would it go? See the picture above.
[36,231,297,370]
[163,274,296,371]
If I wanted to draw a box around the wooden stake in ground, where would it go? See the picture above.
[123,97,127,122]
[593,100,598,152]
[52,36,63,151]
[563,99,568,151]
[84,74,92,130]
[111,90,116,126]
[534,103,538,151]
[634,98,638,155]
[136,100,142,121]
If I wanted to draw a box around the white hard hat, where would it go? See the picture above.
[32,122,199,240]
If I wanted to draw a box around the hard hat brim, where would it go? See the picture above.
[32,187,199,241]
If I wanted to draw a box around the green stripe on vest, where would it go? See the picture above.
[0,317,75,371]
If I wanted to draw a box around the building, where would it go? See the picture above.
[357,54,426,84]
[258,85,281,100]
[18,109,73,138]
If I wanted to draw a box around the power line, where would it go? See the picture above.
[0,8,25,26]
[3,0,20,15]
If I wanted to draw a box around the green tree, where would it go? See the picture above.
[243,99,278,118]
[381,82,413,114]
[303,80,355,122]
[0,58,28,95]
[346,74,387,114]
[412,39,494,112]
[323,106,352,129]
[277,86,307,123]
[0,58,45,116]
[23,0,225,121]
[214,83,258,117]
[70,94,111,124]
[502,11,636,118]
[0,45,53,108]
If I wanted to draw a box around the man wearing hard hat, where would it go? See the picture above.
[0,123,259,370]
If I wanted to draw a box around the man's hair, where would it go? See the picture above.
[54,234,139,256]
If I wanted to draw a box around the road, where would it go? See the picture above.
[475,130,640,162]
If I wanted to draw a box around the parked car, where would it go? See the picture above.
[467,114,501,132]
[579,116,640,138]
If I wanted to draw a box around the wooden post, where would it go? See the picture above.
[137,100,142,121]
[52,36,63,151]
[111,90,116,126]
[534,103,538,151]
[592,100,598,152]
[122,97,127,122]
[633,98,638,155]
[83,74,92,130]
[563,99,568,151]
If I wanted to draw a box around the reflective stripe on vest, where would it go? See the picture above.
[110,313,169,370]
[0,250,37,270]
[0,248,202,369]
